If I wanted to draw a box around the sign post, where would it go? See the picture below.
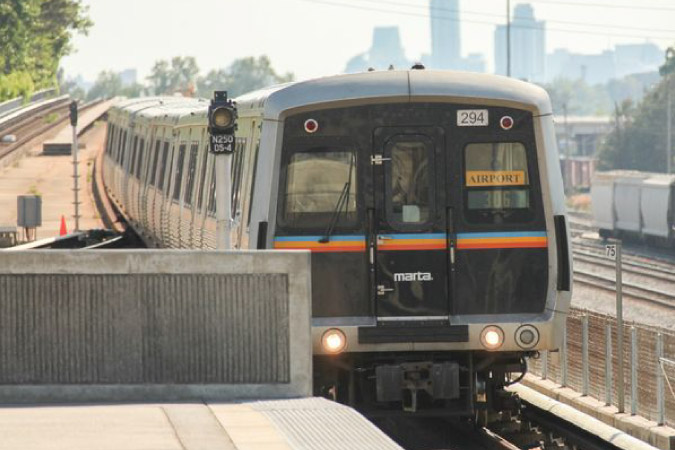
[69,101,80,232]
[606,239,624,412]
[207,91,237,250]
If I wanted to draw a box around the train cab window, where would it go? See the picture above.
[172,144,187,201]
[283,149,357,227]
[389,141,431,224]
[463,142,532,223]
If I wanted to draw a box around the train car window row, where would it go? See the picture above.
[118,131,127,166]
[157,142,170,192]
[172,144,187,202]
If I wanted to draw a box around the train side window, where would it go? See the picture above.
[105,125,113,154]
[172,144,187,201]
[207,163,216,215]
[149,140,161,186]
[118,130,127,164]
[282,148,357,227]
[135,138,145,178]
[129,135,139,175]
[231,137,247,215]
[183,143,199,206]
[196,147,210,211]
[463,142,532,223]
[247,141,261,226]
[158,142,170,192]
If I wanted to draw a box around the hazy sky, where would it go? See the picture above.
[61,0,675,82]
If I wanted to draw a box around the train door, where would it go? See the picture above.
[371,127,450,321]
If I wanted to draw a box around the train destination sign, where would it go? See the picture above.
[210,134,235,154]
[466,170,526,187]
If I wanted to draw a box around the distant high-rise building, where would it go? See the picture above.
[345,26,410,73]
[545,43,662,84]
[430,0,461,69]
[119,68,138,87]
[494,3,545,81]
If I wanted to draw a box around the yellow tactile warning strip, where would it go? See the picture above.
[208,403,293,450]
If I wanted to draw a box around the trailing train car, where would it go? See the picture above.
[103,69,572,417]
[591,170,675,244]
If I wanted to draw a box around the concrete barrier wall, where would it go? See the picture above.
[0,250,311,403]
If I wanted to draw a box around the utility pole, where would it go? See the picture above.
[665,47,675,174]
[563,102,570,194]
[668,76,672,174]
[69,101,80,231]
[506,0,511,77]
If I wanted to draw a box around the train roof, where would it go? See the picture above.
[235,70,553,119]
[110,70,553,123]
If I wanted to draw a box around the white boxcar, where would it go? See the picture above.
[640,175,675,239]
[591,172,616,233]
[614,171,649,233]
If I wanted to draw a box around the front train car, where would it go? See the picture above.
[243,70,572,416]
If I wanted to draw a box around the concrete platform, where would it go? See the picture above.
[519,374,675,450]
[42,100,113,155]
[0,398,402,450]
[0,115,108,240]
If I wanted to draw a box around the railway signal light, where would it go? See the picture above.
[69,101,78,127]
[208,91,237,154]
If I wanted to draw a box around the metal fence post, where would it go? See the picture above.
[631,326,638,415]
[605,323,613,406]
[657,333,665,426]
[582,314,589,396]
[561,324,568,388]
[542,350,548,380]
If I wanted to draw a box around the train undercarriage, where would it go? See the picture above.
[314,351,530,420]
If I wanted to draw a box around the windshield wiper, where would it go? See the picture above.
[319,153,355,243]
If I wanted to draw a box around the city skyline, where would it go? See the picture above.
[62,0,674,85]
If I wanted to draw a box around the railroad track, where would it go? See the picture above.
[0,98,99,162]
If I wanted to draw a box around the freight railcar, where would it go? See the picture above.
[592,170,675,245]
[103,69,572,417]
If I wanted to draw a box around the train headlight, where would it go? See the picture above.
[480,326,504,350]
[515,325,539,349]
[321,328,347,354]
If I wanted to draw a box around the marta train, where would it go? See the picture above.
[592,170,675,246]
[103,69,572,417]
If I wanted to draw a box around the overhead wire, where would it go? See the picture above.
[301,0,675,42]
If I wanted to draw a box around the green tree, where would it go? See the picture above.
[0,0,91,95]
[197,55,294,98]
[147,56,199,96]
[598,79,672,172]
[86,70,123,100]
[540,78,611,116]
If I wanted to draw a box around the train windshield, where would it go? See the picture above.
[283,148,357,227]
[464,142,532,223]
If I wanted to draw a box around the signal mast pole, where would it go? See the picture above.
[207,91,238,250]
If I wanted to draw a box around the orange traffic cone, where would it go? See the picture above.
[59,215,68,236]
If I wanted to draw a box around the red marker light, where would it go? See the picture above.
[304,119,318,133]
[500,116,514,130]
